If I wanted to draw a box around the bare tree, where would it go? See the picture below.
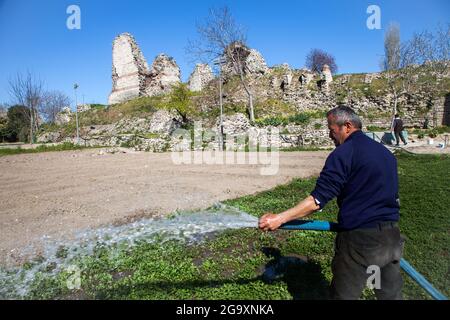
[383,23,401,71]
[305,49,338,74]
[0,103,8,116]
[40,90,71,123]
[410,24,450,126]
[382,23,450,119]
[382,23,425,115]
[186,6,256,122]
[412,24,450,72]
[381,23,402,115]
[0,103,8,143]
[8,71,44,144]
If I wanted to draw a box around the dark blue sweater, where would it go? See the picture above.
[310,130,400,231]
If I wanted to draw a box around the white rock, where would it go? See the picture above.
[145,54,181,96]
[322,64,333,84]
[188,64,214,92]
[108,33,149,105]
[55,107,72,125]
[37,131,61,143]
[215,113,250,135]
[148,110,182,134]
[221,43,268,76]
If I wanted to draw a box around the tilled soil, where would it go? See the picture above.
[0,149,329,265]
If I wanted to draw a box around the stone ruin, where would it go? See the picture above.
[188,64,214,92]
[144,54,181,96]
[281,72,293,90]
[108,33,149,105]
[77,104,91,113]
[273,65,314,92]
[106,35,445,134]
[44,35,447,150]
[55,107,72,125]
[317,64,333,91]
[107,35,275,104]
[364,72,381,84]
[298,69,314,87]
[221,42,269,76]
[245,49,269,75]
[322,64,333,84]
[108,33,181,105]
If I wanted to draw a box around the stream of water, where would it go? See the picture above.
[0,203,259,298]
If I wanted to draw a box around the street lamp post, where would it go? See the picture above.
[218,69,224,151]
[213,57,227,151]
[73,83,79,144]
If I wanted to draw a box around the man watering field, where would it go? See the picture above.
[259,105,404,300]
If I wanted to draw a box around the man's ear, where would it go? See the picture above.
[345,122,352,133]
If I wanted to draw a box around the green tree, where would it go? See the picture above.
[168,83,195,123]
[0,117,8,143]
[0,105,7,142]
[6,105,30,142]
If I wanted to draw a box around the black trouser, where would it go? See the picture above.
[330,222,404,300]
[394,131,407,145]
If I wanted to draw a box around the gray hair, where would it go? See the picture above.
[326,105,362,129]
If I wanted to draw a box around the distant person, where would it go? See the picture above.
[391,114,407,146]
[423,117,429,130]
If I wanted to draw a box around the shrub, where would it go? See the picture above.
[254,99,296,118]
[255,111,325,128]
[366,125,387,132]
[168,83,196,122]
[288,113,310,125]
[5,105,30,142]
[433,126,450,134]
[255,116,287,127]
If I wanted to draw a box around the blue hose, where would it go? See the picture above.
[399,259,448,300]
[279,219,448,300]
[280,219,338,231]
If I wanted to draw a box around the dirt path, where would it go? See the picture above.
[0,149,329,265]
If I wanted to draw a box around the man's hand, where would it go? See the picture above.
[258,196,319,232]
[258,212,283,231]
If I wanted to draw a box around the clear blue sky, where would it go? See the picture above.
[0,0,448,106]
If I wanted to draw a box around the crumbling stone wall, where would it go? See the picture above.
[188,64,214,92]
[106,35,448,135]
[221,43,269,76]
[108,33,181,105]
[55,107,72,125]
[145,54,181,96]
[108,33,150,105]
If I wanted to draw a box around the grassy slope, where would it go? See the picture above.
[15,153,450,300]
[0,143,96,157]
[394,153,450,298]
